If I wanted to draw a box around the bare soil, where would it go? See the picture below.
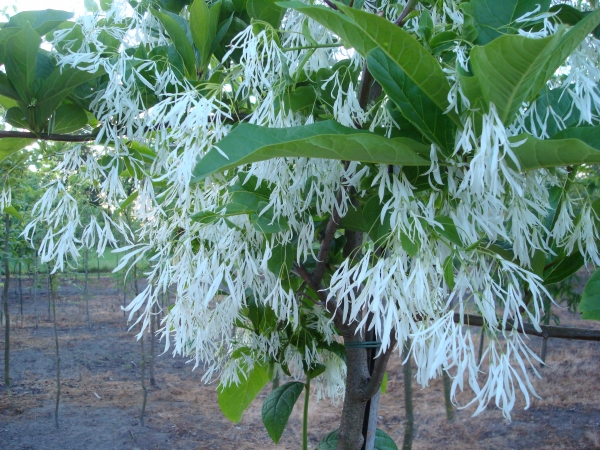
[1,274,600,449]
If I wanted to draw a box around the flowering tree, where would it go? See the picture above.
[3,0,600,448]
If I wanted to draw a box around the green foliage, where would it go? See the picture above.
[217,363,271,422]
[316,429,398,450]
[261,381,305,443]
[580,268,600,321]
[151,8,196,78]
[191,121,430,182]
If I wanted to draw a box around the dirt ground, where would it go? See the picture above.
[1,274,600,450]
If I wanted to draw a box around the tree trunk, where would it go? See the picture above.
[50,273,60,428]
[442,369,455,423]
[18,255,22,317]
[3,213,10,387]
[84,248,90,329]
[149,301,156,387]
[33,250,38,329]
[402,340,414,450]
[47,265,51,321]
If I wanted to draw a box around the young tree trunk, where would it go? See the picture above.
[18,255,22,317]
[402,340,414,450]
[97,256,100,280]
[3,213,10,387]
[442,369,455,423]
[133,263,148,426]
[84,248,90,329]
[50,273,60,428]
[540,335,549,366]
[33,250,38,329]
[149,301,156,387]
[47,265,51,321]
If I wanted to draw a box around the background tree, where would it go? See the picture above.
[4,1,600,449]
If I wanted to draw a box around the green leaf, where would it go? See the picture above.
[248,0,285,28]
[316,429,398,450]
[4,24,41,104]
[84,0,100,12]
[468,9,600,125]
[3,205,23,221]
[380,371,388,394]
[114,191,139,215]
[190,0,218,68]
[279,2,459,126]
[579,268,600,321]
[0,138,34,163]
[283,85,317,113]
[50,103,88,133]
[433,216,463,247]
[543,251,585,285]
[151,8,196,78]
[251,202,289,234]
[35,65,106,128]
[218,363,270,423]
[443,255,455,290]
[261,381,304,444]
[4,9,74,36]
[191,121,430,182]
[471,0,550,45]
[0,95,19,110]
[367,47,455,152]
[400,231,419,257]
[267,242,295,276]
[4,107,29,130]
[510,129,600,171]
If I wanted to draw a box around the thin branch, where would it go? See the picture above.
[323,0,338,10]
[0,130,97,142]
[458,313,600,342]
[362,332,397,401]
[394,0,420,27]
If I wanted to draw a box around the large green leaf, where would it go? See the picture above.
[4,24,41,104]
[190,0,212,67]
[217,363,270,423]
[191,121,430,182]
[279,2,460,126]
[467,9,600,125]
[579,268,600,321]
[0,138,35,163]
[316,429,398,450]
[50,103,89,134]
[35,66,106,128]
[261,381,304,444]
[151,8,196,78]
[543,250,585,285]
[2,205,23,221]
[4,107,29,130]
[510,127,600,171]
[248,0,285,28]
[367,48,455,152]
[471,0,550,45]
[4,9,74,36]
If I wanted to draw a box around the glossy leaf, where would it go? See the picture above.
[3,205,23,221]
[35,66,106,128]
[4,24,41,104]
[471,0,550,45]
[151,8,196,77]
[468,9,600,125]
[217,363,270,423]
[544,251,585,285]
[261,381,304,444]
[0,138,34,163]
[510,129,600,171]
[114,191,139,215]
[316,429,398,450]
[4,9,74,36]
[191,121,430,182]
[248,0,285,28]
[267,242,295,276]
[367,47,455,152]
[4,108,28,130]
[579,268,600,321]
[433,216,463,247]
[190,0,220,68]
[280,2,459,125]
[443,255,455,290]
[50,103,88,133]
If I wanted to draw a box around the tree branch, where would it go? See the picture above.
[457,313,600,342]
[323,0,338,10]
[394,0,419,26]
[0,130,97,143]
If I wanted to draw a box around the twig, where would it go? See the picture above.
[394,0,420,27]
[0,130,97,142]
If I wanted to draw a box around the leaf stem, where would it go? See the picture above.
[283,43,343,52]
